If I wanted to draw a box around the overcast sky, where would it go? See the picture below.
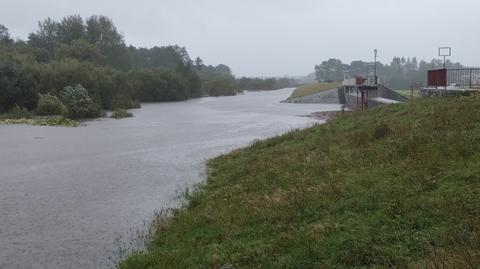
[1,0,479,77]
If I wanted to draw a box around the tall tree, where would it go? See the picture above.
[57,15,85,44]
[194,57,204,69]
[0,24,12,44]
[28,18,59,52]
[85,15,130,70]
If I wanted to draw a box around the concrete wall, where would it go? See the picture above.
[377,85,410,102]
[284,88,340,104]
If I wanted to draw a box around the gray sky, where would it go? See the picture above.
[1,0,479,77]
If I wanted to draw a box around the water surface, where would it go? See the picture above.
[0,88,341,268]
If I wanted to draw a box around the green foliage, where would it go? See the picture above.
[131,69,191,102]
[238,77,297,91]
[121,95,480,269]
[0,50,39,112]
[111,94,141,109]
[35,93,66,115]
[0,117,78,127]
[55,39,104,64]
[111,108,133,119]
[4,105,33,119]
[0,14,237,118]
[201,77,237,96]
[0,24,13,44]
[61,84,102,119]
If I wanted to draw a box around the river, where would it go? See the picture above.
[0,88,341,269]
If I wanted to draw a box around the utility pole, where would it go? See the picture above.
[374,49,378,85]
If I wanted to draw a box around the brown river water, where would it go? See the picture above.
[0,88,341,268]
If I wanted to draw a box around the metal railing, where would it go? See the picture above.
[447,69,480,87]
[428,68,480,88]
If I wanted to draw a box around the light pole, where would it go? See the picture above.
[374,49,378,85]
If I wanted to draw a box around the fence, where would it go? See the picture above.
[428,68,480,88]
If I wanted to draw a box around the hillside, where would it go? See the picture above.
[288,82,341,99]
[121,95,480,269]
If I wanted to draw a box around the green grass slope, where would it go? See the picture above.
[121,95,480,269]
[288,82,341,99]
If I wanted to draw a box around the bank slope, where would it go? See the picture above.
[287,82,340,100]
[121,95,480,269]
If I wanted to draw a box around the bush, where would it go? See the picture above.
[111,94,141,109]
[111,108,133,119]
[4,105,33,119]
[35,93,66,116]
[61,84,103,119]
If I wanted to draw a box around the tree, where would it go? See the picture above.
[55,39,105,65]
[194,57,204,69]
[28,18,59,52]
[57,15,85,44]
[201,77,236,96]
[172,45,192,65]
[85,15,123,49]
[61,84,102,119]
[0,24,12,44]
[85,15,130,70]
[315,58,347,82]
[0,51,40,112]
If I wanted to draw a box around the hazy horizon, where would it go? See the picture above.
[2,0,479,77]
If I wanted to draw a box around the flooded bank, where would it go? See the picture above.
[0,88,341,268]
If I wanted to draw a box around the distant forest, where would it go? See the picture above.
[0,15,296,116]
[314,57,467,89]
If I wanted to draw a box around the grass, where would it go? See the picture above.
[395,89,421,99]
[120,95,480,269]
[288,82,341,99]
[111,109,133,119]
[0,117,79,127]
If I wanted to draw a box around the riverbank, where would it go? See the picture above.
[0,117,79,127]
[283,82,341,104]
[120,95,480,268]
[0,88,332,268]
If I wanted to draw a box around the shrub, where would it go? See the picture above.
[4,105,33,119]
[35,93,66,116]
[111,108,133,119]
[61,84,103,119]
[111,94,141,109]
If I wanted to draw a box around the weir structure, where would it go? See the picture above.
[338,75,409,110]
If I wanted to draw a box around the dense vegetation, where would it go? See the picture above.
[314,57,467,90]
[0,15,243,120]
[121,95,480,268]
[237,77,297,91]
[111,109,133,119]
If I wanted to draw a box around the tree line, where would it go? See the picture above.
[0,15,294,118]
[314,57,467,89]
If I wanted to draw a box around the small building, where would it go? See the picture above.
[421,68,480,96]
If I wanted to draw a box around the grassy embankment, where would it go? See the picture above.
[121,95,480,269]
[288,82,341,100]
